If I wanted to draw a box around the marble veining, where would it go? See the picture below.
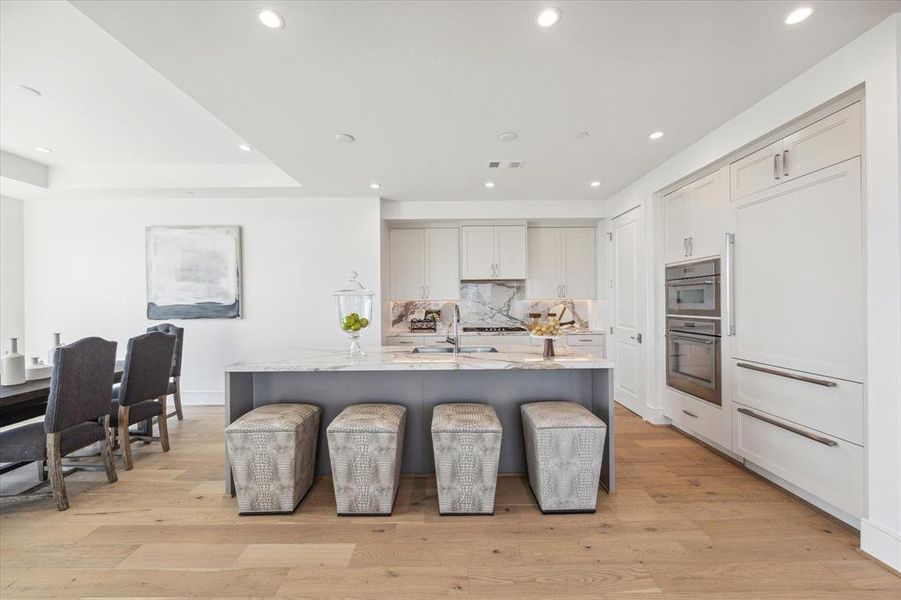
[389,282,592,333]
[225,346,613,373]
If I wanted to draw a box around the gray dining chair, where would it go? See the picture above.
[111,331,176,470]
[0,337,118,510]
[146,323,184,421]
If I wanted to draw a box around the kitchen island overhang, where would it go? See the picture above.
[224,347,615,495]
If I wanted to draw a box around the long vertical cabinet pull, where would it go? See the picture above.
[773,153,781,180]
[723,233,735,336]
[782,149,790,177]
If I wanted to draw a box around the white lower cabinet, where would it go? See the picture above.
[732,403,863,519]
[461,335,530,347]
[386,335,421,347]
[663,392,729,448]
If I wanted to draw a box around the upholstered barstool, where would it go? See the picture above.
[431,403,502,515]
[521,401,607,513]
[146,323,184,421]
[326,404,406,515]
[226,403,321,514]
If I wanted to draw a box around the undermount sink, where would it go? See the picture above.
[411,346,498,354]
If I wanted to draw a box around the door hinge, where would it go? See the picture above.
[606,232,613,241]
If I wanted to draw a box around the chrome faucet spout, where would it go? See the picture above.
[445,305,461,357]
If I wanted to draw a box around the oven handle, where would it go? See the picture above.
[667,279,716,287]
[737,408,837,447]
[723,233,735,336]
[668,333,716,345]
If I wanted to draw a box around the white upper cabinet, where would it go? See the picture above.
[664,169,725,264]
[527,227,596,299]
[461,225,527,280]
[563,227,597,298]
[425,228,460,300]
[389,228,459,300]
[389,229,425,300]
[731,102,861,202]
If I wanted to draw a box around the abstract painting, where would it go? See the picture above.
[146,226,242,319]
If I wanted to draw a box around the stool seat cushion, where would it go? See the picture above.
[228,403,320,433]
[109,399,163,427]
[0,422,106,462]
[327,403,405,434]
[432,403,502,433]
[521,401,606,430]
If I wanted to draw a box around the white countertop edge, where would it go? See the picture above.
[385,330,606,338]
[225,346,614,373]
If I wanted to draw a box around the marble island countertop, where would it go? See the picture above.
[386,329,606,337]
[225,346,614,373]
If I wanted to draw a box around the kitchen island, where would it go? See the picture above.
[224,346,615,495]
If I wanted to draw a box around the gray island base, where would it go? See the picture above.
[224,347,615,497]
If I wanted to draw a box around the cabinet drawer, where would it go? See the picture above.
[732,360,863,445]
[567,344,605,357]
[733,404,863,518]
[387,336,421,346]
[566,334,605,347]
[667,392,727,446]
[461,335,530,347]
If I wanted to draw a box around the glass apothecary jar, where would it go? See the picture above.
[333,271,374,355]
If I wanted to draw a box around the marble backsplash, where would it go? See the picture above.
[390,281,591,332]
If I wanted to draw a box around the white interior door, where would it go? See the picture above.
[609,206,645,415]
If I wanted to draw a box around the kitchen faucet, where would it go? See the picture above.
[445,305,461,357]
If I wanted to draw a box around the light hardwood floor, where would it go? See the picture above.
[1,405,898,598]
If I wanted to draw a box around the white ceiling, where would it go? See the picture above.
[4,1,899,201]
[0,0,294,194]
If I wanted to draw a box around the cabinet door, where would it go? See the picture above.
[734,158,863,382]
[460,226,495,279]
[425,228,460,300]
[527,228,563,299]
[664,186,691,264]
[495,226,527,279]
[685,171,722,259]
[562,227,596,298]
[783,102,861,182]
[730,140,784,202]
[389,229,424,300]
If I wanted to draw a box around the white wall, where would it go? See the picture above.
[23,196,382,405]
[0,195,25,348]
[605,14,901,570]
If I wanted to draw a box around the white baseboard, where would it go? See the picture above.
[861,518,901,572]
[643,407,669,425]
[180,391,224,406]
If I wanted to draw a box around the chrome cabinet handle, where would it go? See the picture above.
[736,362,836,387]
[723,233,735,336]
[562,284,566,297]
[682,410,698,418]
[557,285,562,297]
[688,237,693,256]
[773,153,781,179]
[738,407,837,447]
[683,238,689,257]
[782,149,789,177]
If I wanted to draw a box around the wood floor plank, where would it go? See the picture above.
[233,543,356,568]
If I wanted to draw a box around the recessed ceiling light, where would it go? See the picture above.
[35,147,53,153]
[590,180,601,188]
[257,9,285,29]
[336,133,356,143]
[15,84,42,98]
[370,183,381,190]
[485,181,495,188]
[536,7,562,28]
[238,143,253,152]
[499,131,519,142]
[648,130,665,140]
[577,131,590,139]
[784,7,813,25]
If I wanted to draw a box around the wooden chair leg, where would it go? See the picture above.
[118,405,133,471]
[173,376,184,420]
[45,433,68,511]
[100,415,118,483]
[158,396,170,452]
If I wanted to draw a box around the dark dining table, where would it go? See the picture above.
[0,361,124,427]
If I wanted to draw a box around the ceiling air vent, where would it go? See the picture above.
[487,160,524,169]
